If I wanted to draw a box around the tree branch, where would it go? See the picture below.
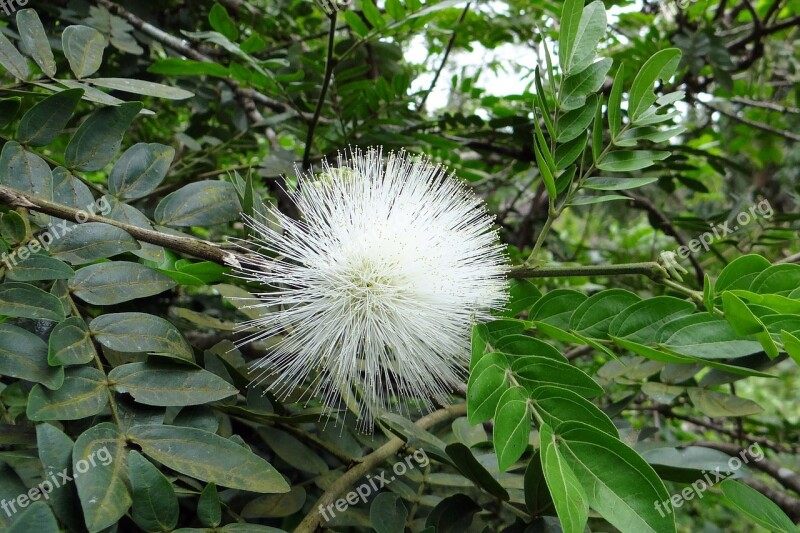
[0,185,243,268]
[693,440,800,495]
[417,3,470,111]
[509,262,664,279]
[701,101,800,142]
[294,403,468,533]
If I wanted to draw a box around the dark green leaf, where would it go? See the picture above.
[49,316,96,365]
[65,102,142,171]
[90,312,193,360]
[154,180,242,227]
[129,450,179,532]
[109,143,175,199]
[0,323,63,389]
[370,493,407,533]
[27,366,108,421]
[0,32,30,80]
[50,222,140,264]
[70,261,176,305]
[110,362,237,406]
[16,9,56,77]
[61,25,106,78]
[0,282,65,321]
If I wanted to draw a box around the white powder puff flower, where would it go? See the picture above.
[233,147,507,428]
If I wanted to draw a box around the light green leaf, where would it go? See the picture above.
[596,150,670,171]
[715,254,771,292]
[109,362,237,406]
[128,425,290,493]
[719,480,796,533]
[208,3,239,40]
[494,386,531,472]
[531,386,618,437]
[687,388,762,417]
[16,9,56,77]
[540,423,589,533]
[565,1,607,76]
[658,315,763,359]
[514,356,603,398]
[560,58,612,111]
[629,48,681,121]
[62,25,106,78]
[558,0,584,76]
[87,78,194,100]
[0,32,30,80]
[557,421,675,533]
[583,176,659,190]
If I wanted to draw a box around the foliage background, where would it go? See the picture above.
[0,0,799,532]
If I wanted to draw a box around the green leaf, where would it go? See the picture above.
[556,421,675,533]
[36,424,82,531]
[154,180,242,227]
[128,424,290,493]
[555,132,588,170]
[16,9,56,77]
[0,210,26,243]
[524,451,553,516]
[6,254,74,282]
[531,386,618,437]
[62,25,106,78]
[493,335,566,362]
[50,222,140,264]
[0,282,65,321]
[687,388,762,417]
[629,48,681,121]
[534,140,557,200]
[0,141,53,199]
[108,143,175,199]
[70,261,176,305]
[444,443,509,500]
[0,31,30,80]
[570,289,641,339]
[109,362,237,406]
[569,194,629,206]
[0,97,21,127]
[560,58,612,111]
[514,356,603,398]
[608,65,624,140]
[87,78,194,100]
[49,316,96,365]
[362,0,386,29]
[466,358,509,424]
[65,102,142,171]
[540,423,589,533]
[259,428,329,474]
[494,386,531,471]
[148,58,230,77]
[722,292,778,357]
[658,315,764,359]
[90,312,194,360]
[583,176,659,190]
[558,0,584,77]
[719,480,796,533]
[501,279,542,317]
[608,296,695,344]
[344,11,370,37]
[781,330,800,365]
[0,323,63,389]
[209,3,239,40]
[749,264,800,296]
[596,150,670,171]
[530,289,587,329]
[370,493,408,533]
[715,254,771,292]
[27,366,108,421]
[385,0,407,20]
[7,502,58,533]
[198,483,222,527]
[565,1,607,76]
[74,423,131,532]
[129,450,179,532]
[592,94,603,163]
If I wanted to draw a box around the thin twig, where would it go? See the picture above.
[701,101,800,142]
[417,3,470,111]
[302,11,338,171]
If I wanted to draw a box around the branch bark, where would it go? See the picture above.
[294,403,467,533]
